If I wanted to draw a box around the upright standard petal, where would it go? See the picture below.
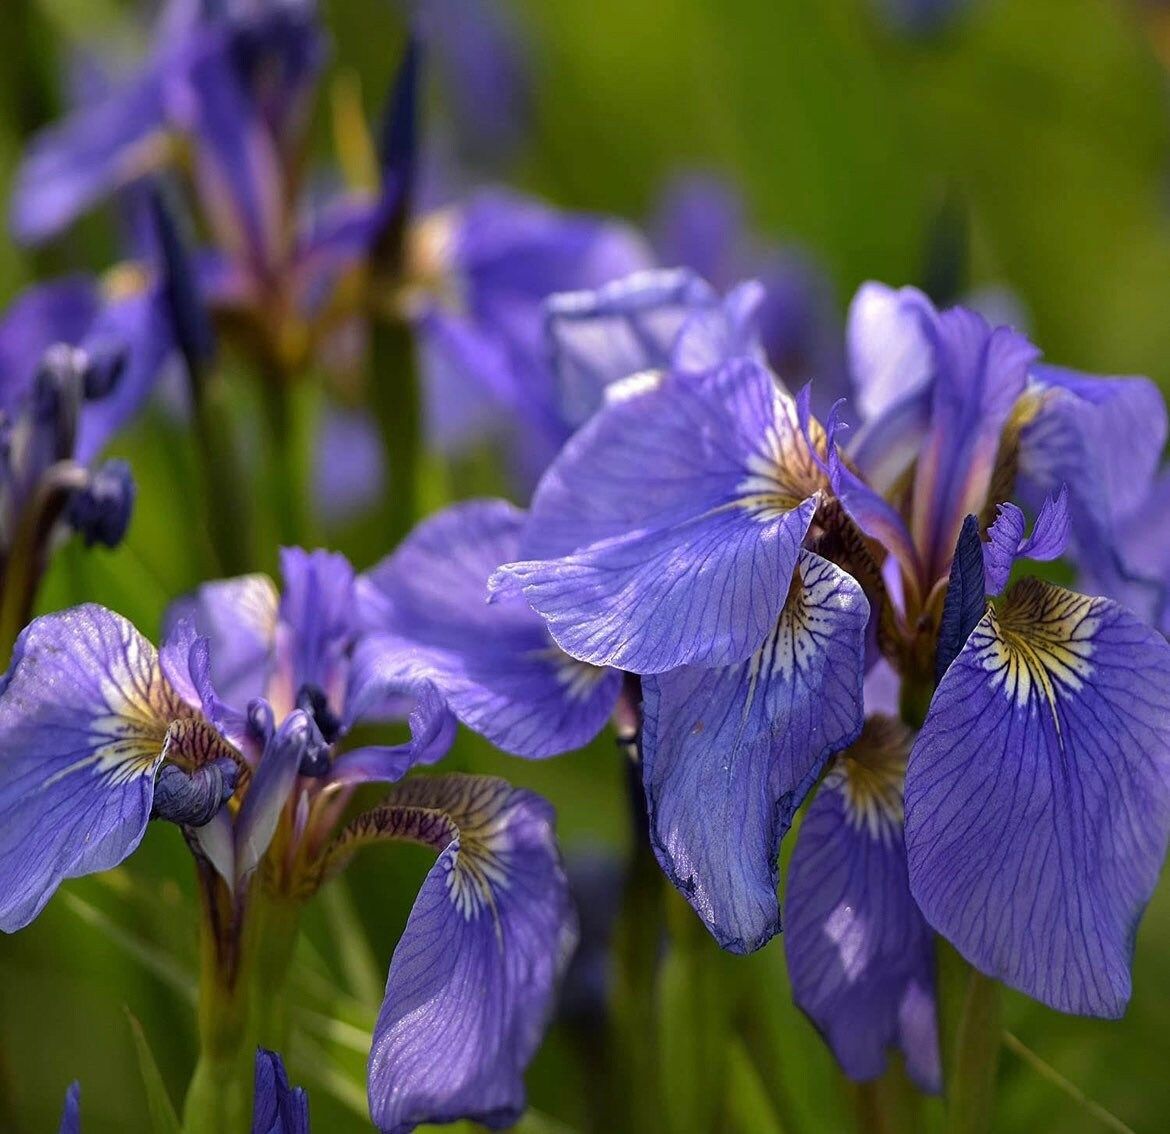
[496,359,826,672]
[167,574,279,710]
[910,308,1037,581]
[356,500,620,758]
[905,578,1170,1016]
[641,552,868,951]
[0,605,190,930]
[325,775,575,1134]
[58,1081,81,1134]
[784,718,940,1091]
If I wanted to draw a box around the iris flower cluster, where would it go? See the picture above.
[3,0,1169,1131]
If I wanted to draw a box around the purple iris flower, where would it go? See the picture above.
[0,547,576,1132]
[494,268,1170,1081]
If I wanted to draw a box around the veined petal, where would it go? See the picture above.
[641,552,868,951]
[785,717,940,1091]
[544,268,718,427]
[497,358,826,672]
[357,500,620,758]
[0,605,190,931]
[905,578,1170,1016]
[324,775,575,1134]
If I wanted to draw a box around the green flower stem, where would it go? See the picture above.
[609,756,666,1134]
[192,370,254,577]
[369,315,421,548]
[259,375,312,549]
[945,958,1002,1134]
[182,875,302,1134]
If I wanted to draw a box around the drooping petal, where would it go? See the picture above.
[905,578,1170,1016]
[252,1048,310,1134]
[784,718,940,1091]
[496,359,826,672]
[641,552,868,951]
[330,774,575,1134]
[0,605,190,931]
[910,307,1038,581]
[545,268,719,427]
[356,500,620,758]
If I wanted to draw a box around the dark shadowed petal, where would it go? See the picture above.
[495,359,826,672]
[11,66,170,244]
[910,307,1038,581]
[0,277,99,411]
[0,605,191,931]
[785,718,940,1091]
[166,574,279,710]
[641,552,868,951]
[905,578,1170,1016]
[329,775,575,1134]
[545,268,719,427]
[357,500,621,757]
[935,515,986,683]
[252,1047,310,1134]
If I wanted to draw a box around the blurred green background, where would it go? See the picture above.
[3,0,1170,1131]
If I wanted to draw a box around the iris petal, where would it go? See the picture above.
[497,358,825,672]
[785,718,940,1091]
[326,774,575,1134]
[641,551,868,951]
[356,499,620,758]
[0,605,191,931]
[905,578,1170,1016]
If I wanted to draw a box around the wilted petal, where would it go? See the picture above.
[496,359,825,672]
[0,605,190,931]
[334,775,575,1134]
[785,718,940,1091]
[357,500,620,758]
[905,578,1170,1016]
[252,1048,310,1134]
[641,552,868,951]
